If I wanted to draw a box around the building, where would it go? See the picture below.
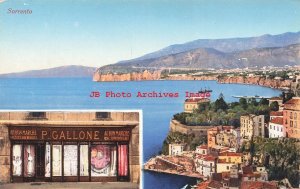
[269,97,283,111]
[0,111,140,184]
[207,126,240,150]
[269,111,283,120]
[218,152,243,164]
[184,98,210,113]
[169,143,185,156]
[283,97,300,138]
[240,114,265,140]
[195,145,208,155]
[268,117,285,138]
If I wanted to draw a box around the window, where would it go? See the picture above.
[64,145,78,176]
[118,145,129,177]
[26,112,47,120]
[12,144,22,176]
[91,145,117,177]
[24,145,35,177]
[95,112,111,120]
[45,143,51,177]
[52,145,62,176]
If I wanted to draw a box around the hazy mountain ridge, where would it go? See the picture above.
[118,31,300,64]
[0,65,97,78]
[100,43,300,71]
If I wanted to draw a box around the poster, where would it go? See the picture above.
[0,0,300,189]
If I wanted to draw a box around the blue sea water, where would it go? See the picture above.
[0,78,281,189]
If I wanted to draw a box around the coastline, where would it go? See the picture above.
[93,72,292,91]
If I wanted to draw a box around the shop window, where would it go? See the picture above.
[95,112,111,120]
[52,145,62,176]
[64,145,78,176]
[26,112,47,120]
[118,145,128,176]
[12,144,22,176]
[80,145,89,176]
[91,145,117,177]
[45,143,51,177]
[24,145,35,177]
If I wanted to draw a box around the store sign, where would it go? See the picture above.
[9,127,131,142]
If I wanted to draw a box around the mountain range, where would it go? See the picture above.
[100,31,300,72]
[0,65,97,78]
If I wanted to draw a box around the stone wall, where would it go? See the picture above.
[169,119,214,137]
[0,125,10,183]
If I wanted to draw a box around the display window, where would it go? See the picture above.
[10,126,132,182]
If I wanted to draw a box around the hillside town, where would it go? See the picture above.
[144,87,300,189]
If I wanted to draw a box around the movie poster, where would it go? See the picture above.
[0,0,300,189]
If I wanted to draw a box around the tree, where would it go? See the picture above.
[270,101,279,111]
[239,98,248,110]
[214,96,228,111]
[259,98,269,106]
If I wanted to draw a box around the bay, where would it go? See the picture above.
[0,78,281,189]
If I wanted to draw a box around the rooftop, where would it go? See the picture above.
[270,117,283,125]
[270,111,283,116]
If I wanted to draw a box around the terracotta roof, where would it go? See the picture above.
[270,117,283,125]
[196,181,210,189]
[208,180,223,188]
[219,152,242,157]
[285,98,300,105]
[198,145,208,149]
[204,156,217,161]
[185,98,210,103]
[240,181,277,189]
[270,111,283,116]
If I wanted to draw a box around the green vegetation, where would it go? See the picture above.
[241,137,300,187]
[161,132,207,155]
[173,96,271,127]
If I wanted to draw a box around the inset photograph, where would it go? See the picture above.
[0,110,141,189]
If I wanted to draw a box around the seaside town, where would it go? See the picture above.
[144,74,300,189]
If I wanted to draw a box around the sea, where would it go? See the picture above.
[0,78,281,189]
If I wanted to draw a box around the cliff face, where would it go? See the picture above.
[93,71,292,90]
[93,70,161,81]
[217,76,292,89]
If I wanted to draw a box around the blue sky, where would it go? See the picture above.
[0,0,300,73]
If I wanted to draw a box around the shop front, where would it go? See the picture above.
[0,111,140,184]
[10,126,131,182]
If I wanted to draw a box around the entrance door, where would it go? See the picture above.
[36,143,45,181]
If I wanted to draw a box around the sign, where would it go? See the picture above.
[9,127,131,142]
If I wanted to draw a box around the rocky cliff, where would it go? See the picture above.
[217,76,292,89]
[93,70,161,81]
[93,71,292,90]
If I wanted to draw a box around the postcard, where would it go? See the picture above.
[0,0,300,189]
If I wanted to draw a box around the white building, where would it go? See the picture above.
[168,143,185,156]
[195,145,208,155]
[269,117,285,138]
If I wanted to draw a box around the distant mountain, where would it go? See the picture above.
[100,43,300,71]
[118,31,300,64]
[0,65,97,78]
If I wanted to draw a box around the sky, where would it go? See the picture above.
[0,0,300,74]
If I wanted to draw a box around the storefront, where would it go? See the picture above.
[10,126,131,182]
[0,111,140,184]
